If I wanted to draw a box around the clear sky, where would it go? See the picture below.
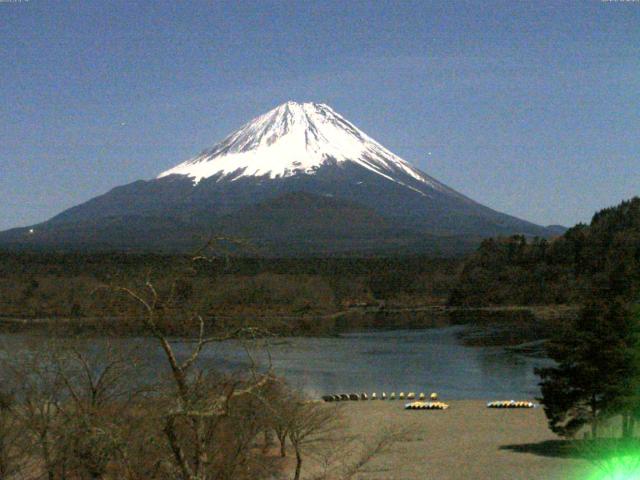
[1,0,638,231]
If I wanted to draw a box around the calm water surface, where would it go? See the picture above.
[177,326,551,400]
[2,326,551,400]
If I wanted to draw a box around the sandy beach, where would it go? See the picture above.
[301,400,594,480]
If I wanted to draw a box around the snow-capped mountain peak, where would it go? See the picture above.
[158,101,447,194]
[1,102,555,253]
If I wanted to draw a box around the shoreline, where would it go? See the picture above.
[0,304,577,341]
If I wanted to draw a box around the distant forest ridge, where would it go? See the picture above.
[449,197,640,306]
[3,196,639,326]
[0,252,460,331]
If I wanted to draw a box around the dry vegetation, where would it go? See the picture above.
[0,335,406,480]
[0,249,411,480]
[0,252,460,336]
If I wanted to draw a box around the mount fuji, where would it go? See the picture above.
[0,101,559,255]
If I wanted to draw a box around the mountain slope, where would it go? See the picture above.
[0,101,557,255]
[158,101,455,196]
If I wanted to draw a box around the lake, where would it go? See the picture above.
[0,325,552,400]
[173,325,552,400]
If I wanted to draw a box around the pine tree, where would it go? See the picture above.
[536,299,640,438]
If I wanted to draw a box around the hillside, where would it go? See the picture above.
[449,197,640,306]
[0,102,556,255]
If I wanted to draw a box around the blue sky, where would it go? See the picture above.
[1,0,638,230]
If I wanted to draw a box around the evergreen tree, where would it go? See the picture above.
[536,299,640,438]
[602,304,640,438]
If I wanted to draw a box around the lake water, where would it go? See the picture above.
[173,325,552,400]
[1,325,552,400]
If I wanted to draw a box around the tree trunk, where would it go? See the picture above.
[263,429,274,453]
[293,448,302,480]
[278,435,286,457]
[195,418,209,480]
[622,413,635,438]
[41,436,55,480]
[591,395,598,438]
[164,416,196,480]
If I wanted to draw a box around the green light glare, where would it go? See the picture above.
[584,448,640,480]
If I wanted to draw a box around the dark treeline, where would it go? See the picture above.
[449,197,640,307]
[0,251,459,277]
[528,198,640,442]
[0,251,460,327]
[448,197,640,443]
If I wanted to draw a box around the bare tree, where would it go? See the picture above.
[0,337,147,480]
[52,340,145,480]
[285,399,341,480]
[306,426,411,480]
[0,237,404,480]
[338,427,409,479]
[110,272,273,480]
[262,381,293,458]
[1,343,67,480]
[0,390,24,478]
[269,393,404,480]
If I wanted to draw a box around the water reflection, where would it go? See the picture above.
[189,326,552,399]
[0,326,552,400]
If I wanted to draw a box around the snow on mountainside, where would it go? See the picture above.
[158,101,453,196]
[0,100,557,254]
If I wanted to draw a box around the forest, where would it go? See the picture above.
[5,198,640,334]
[0,251,460,335]
[449,197,640,307]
